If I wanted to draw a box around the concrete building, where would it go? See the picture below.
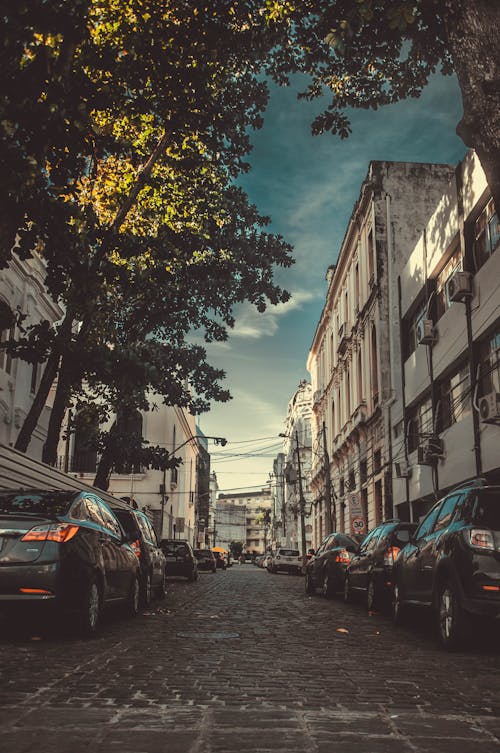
[0,254,64,458]
[269,452,286,549]
[217,488,272,555]
[279,380,314,552]
[307,161,457,537]
[214,500,246,553]
[393,150,500,520]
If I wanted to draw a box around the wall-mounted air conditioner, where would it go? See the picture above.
[478,391,500,424]
[417,437,444,465]
[394,461,411,478]
[416,319,435,346]
[447,270,472,303]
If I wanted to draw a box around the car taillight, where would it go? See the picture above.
[132,539,141,558]
[21,523,79,543]
[335,549,351,564]
[469,529,495,551]
[19,588,53,595]
[383,546,401,566]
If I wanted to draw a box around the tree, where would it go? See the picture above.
[229,540,244,559]
[0,1,293,460]
[265,0,500,213]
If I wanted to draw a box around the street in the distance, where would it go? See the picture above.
[1,564,500,753]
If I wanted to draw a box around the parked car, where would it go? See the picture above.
[160,539,198,580]
[213,551,226,570]
[271,547,301,575]
[110,504,167,605]
[0,488,141,635]
[193,549,217,573]
[264,553,273,570]
[344,520,417,610]
[392,480,500,649]
[305,533,360,597]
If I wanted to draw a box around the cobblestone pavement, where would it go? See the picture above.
[0,565,499,753]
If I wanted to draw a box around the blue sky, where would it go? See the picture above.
[199,72,467,493]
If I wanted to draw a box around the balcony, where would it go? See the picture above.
[338,322,350,355]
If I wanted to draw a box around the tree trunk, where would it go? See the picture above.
[446,0,500,215]
[93,442,113,491]
[41,358,73,466]
[14,350,60,453]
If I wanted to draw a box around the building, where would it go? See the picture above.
[307,161,457,536]
[269,452,286,549]
[393,150,500,520]
[0,253,64,458]
[279,380,314,551]
[214,500,246,553]
[217,488,272,554]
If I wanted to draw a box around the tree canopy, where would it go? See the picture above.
[0,1,293,465]
[264,0,500,212]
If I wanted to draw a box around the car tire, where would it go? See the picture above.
[367,576,378,611]
[142,571,152,607]
[436,580,472,650]
[127,573,140,617]
[79,577,101,637]
[391,581,407,625]
[305,572,315,595]
[322,572,334,599]
[157,569,167,599]
[343,574,352,604]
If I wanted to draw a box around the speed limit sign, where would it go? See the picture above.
[352,517,366,533]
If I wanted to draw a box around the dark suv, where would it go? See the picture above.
[305,533,360,597]
[392,480,500,649]
[110,505,166,606]
[343,520,417,610]
[160,539,198,581]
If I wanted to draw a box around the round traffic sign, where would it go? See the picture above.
[352,517,366,533]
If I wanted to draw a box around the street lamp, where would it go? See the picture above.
[159,435,227,539]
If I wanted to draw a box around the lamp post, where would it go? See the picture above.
[159,435,227,540]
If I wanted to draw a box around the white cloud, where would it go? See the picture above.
[231,288,320,340]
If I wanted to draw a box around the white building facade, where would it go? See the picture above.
[307,161,457,537]
[216,488,272,555]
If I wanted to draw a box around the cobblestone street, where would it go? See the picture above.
[1,565,500,753]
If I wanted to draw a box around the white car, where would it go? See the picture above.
[270,548,302,575]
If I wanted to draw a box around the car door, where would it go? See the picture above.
[310,539,328,584]
[140,514,163,587]
[95,497,131,599]
[418,493,463,600]
[349,527,381,591]
[402,502,442,602]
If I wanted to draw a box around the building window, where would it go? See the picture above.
[371,325,378,407]
[473,198,500,270]
[435,246,462,320]
[360,458,367,485]
[373,449,381,474]
[479,328,500,394]
[367,228,375,283]
[348,470,355,491]
[407,396,433,454]
[438,363,471,430]
[0,300,15,374]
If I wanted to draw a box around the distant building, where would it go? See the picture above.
[214,501,246,553]
[217,488,272,554]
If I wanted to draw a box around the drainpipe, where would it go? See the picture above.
[385,194,396,516]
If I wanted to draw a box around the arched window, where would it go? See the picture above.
[331,399,336,439]
[346,368,351,418]
[357,350,363,405]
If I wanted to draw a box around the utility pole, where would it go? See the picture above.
[322,421,334,534]
[295,431,307,570]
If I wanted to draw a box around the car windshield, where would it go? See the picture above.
[0,490,76,516]
[279,549,299,556]
[473,490,500,530]
[162,541,188,555]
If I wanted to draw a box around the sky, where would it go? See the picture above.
[198,72,467,495]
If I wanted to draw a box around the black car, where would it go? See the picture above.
[305,532,360,597]
[213,551,226,570]
[392,480,500,649]
[160,539,198,580]
[193,548,217,573]
[344,520,417,610]
[110,505,167,605]
[0,489,141,635]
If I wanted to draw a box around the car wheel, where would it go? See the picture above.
[79,578,101,636]
[141,571,152,607]
[436,581,472,650]
[322,572,334,599]
[343,574,352,603]
[391,581,407,625]
[127,574,140,617]
[367,576,378,611]
[157,569,167,599]
[304,572,315,595]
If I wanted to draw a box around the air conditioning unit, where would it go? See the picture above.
[394,461,411,479]
[417,438,444,465]
[416,319,435,346]
[447,270,472,302]
[478,391,500,423]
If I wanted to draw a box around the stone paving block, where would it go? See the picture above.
[316,736,413,753]
[412,738,500,753]
[99,730,199,753]
[20,707,117,729]
[393,715,490,738]
[303,712,393,736]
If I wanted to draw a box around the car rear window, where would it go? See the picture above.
[472,491,500,530]
[279,549,300,556]
[392,527,414,548]
[194,550,211,558]
[0,490,76,516]
[162,541,188,555]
